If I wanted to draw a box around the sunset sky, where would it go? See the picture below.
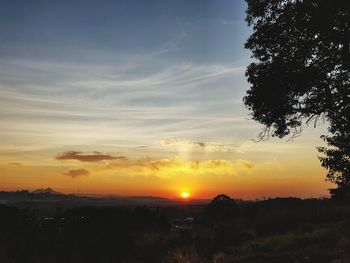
[0,0,332,199]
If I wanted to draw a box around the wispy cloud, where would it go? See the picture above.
[64,168,90,178]
[154,17,187,55]
[160,138,237,152]
[0,57,250,151]
[56,151,126,162]
[8,162,22,166]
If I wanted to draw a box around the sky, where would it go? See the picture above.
[0,0,332,199]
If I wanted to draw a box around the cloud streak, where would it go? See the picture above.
[56,151,126,162]
[0,57,250,151]
[8,162,22,166]
[160,138,237,152]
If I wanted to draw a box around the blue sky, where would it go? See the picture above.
[0,0,254,151]
[0,0,248,62]
[0,0,330,197]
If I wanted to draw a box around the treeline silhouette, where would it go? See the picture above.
[1,195,350,263]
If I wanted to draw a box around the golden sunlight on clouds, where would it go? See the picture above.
[98,156,255,179]
[0,154,331,199]
[55,152,255,180]
[0,141,332,199]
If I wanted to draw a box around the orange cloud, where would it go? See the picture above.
[64,168,89,178]
[56,151,127,162]
[54,150,255,181]
[102,156,254,179]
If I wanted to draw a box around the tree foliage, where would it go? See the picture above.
[244,0,350,197]
[204,194,238,222]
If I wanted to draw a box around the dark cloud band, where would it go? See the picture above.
[56,151,127,162]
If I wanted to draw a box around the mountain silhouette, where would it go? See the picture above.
[32,188,63,195]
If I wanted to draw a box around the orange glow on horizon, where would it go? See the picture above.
[0,155,333,200]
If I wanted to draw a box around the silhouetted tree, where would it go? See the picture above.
[244,0,350,198]
[204,194,238,222]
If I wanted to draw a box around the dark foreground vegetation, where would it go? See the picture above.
[1,195,350,263]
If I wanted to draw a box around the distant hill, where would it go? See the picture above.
[128,195,168,200]
[0,188,212,207]
[32,188,63,195]
[0,190,31,204]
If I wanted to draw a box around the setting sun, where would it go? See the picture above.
[181,192,190,199]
